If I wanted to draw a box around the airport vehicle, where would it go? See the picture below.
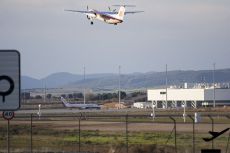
[61,97,101,109]
[65,5,143,25]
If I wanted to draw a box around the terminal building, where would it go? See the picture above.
[147,86,230,108]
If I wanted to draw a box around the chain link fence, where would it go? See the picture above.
[0,113,230,153]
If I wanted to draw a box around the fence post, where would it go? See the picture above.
[30,114,33,153]
[125,113,128,153]
[188,115,195,153]
[169,116,177,153]
[225,115,230,153]
[78,113,82,152]
[208,115,214,149]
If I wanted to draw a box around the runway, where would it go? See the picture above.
[14,108,137,116]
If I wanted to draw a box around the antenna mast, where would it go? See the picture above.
[166,64,168,109]
[213,63,216,108]
[118,65,121,109]
[83,66,86,104]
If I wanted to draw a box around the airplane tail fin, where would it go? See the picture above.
[117,6,125,20]
[61,97,70,107]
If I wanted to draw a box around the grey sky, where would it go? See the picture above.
[1,0,230,79]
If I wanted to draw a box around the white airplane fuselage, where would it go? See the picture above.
[61,97,101,110]
[85,7,125,25]
[98,14,122,24]
[86,13,122,24]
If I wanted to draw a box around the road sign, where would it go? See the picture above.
[2,111,15,120]
[0,50,20,111]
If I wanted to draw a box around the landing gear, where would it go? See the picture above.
[114,23,117,25]
[90,21,93,25]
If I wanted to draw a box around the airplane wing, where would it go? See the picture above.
[64,10,93,14]
[209,131,219,136]
[125,11,144,15]
[203,138,213,142]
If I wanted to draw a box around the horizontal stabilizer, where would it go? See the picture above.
[112,5,136,7]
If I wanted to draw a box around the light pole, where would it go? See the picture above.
[83,66,86,104]
[151,101,156,120]
[44,79,46,103]
[118,65,121,109]
[165,64,168,109]
[37,104,41,120]
[213,63,216,108]
[182,102,186,123]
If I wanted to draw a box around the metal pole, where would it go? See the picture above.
[7,120,10,153]
[152,101,155,120]
[225,115,230,153]
[119,65,121,109]
[166,64,168,109]
[125,113,128,153]
[188,115,195,153]
[83,66,86,104]
[183,101,186,123]
[226,131,230,153]
[44,79,46,103]
[30,114,33,153]
[213,63,216,108]
[169,116,177,153]
[208,115,214,149]
[79,113,82,152]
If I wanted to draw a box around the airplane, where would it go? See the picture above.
[65,5,144,25]
[60,97,101,110]
[203,128,230,142]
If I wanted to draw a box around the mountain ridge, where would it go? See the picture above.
[22,68,230,89]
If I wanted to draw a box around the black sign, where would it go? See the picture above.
[0,75,15,102]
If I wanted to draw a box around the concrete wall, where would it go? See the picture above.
[148,89,205,101]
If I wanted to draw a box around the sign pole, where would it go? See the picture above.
[7,119,10,153]
[30,114,33,153]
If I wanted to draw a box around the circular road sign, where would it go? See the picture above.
[2,111,14,120]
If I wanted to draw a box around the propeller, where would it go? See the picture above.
[108,6,116,12]
[87,5,89,11]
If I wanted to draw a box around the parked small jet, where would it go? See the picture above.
[203,128,230,142]
[65,5,144,25]
[61,97,101,110]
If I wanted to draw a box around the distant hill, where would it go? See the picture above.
[22,69,230,89]
[22,72,114,89]
[22,76,42,89]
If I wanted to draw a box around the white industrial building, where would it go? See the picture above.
[147,88,230,108]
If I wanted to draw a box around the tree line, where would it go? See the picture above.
[21,91,146,102]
